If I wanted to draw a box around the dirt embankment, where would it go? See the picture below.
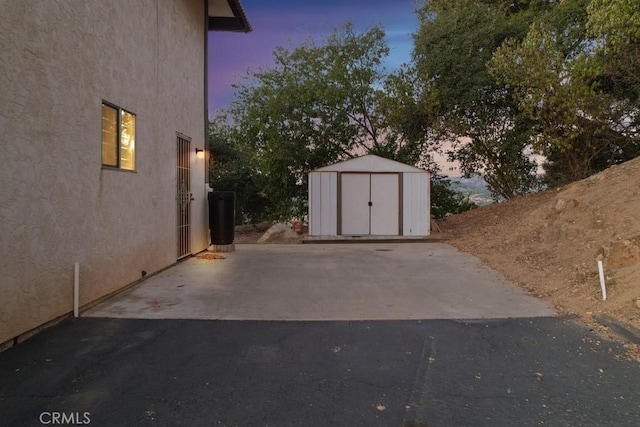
[442,157,640,338]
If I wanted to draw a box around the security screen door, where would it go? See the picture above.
[340,173,399,236]
[177,135,192,259]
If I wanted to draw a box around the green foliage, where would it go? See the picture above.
[488,0,640,186]
[227,23,432,220]
[412,0,548,199]
[430,175,475,220]
[379,64,441,169]
[211,1,640,221]
[208,116,268,224]
[448,114,543,199]
[588,0,640,64]
[413,0,548,113]
[587,0,640,106]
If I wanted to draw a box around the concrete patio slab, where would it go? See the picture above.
[85,243,554,320]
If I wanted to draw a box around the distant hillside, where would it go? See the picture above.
[447,176,495,206]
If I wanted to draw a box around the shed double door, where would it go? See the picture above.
[340,173,399,236]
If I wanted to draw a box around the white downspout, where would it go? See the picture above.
[597,259,607,301]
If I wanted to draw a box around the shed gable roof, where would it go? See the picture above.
[312,154,428,173]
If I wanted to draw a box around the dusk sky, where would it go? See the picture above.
[207,0,419,116]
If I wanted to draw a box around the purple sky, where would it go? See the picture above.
[207,0,419,116]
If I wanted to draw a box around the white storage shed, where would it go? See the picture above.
[308,155,431,238]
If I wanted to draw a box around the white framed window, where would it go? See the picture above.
[102,101,136,170]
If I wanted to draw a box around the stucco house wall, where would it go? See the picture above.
[0,0,211,344]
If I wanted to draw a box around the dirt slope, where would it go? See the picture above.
[443,156,640,337]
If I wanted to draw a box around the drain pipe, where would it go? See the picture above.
[597,259,607,301]
[74,262,80,317]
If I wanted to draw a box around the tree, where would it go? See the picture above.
[227,23,432,219]
[208,115,268,224]
[447,112,541,199]
[379,64,441,170]
[587,0,640,104]
[411,0,548,199]
[430,175,475,220]
[488,0,640,186]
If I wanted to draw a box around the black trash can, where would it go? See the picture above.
[208,191,235,245]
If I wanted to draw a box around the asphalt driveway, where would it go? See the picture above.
[2,317,640,426]
[85,243,554,320]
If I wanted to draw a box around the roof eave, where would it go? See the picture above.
[208,0,252,33]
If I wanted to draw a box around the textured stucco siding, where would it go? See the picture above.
[0,0,208,343]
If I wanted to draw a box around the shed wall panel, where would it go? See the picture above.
[320,172,338,235]
[309,173,322,236]
[403,173,429,236]
[309,172,337,236]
